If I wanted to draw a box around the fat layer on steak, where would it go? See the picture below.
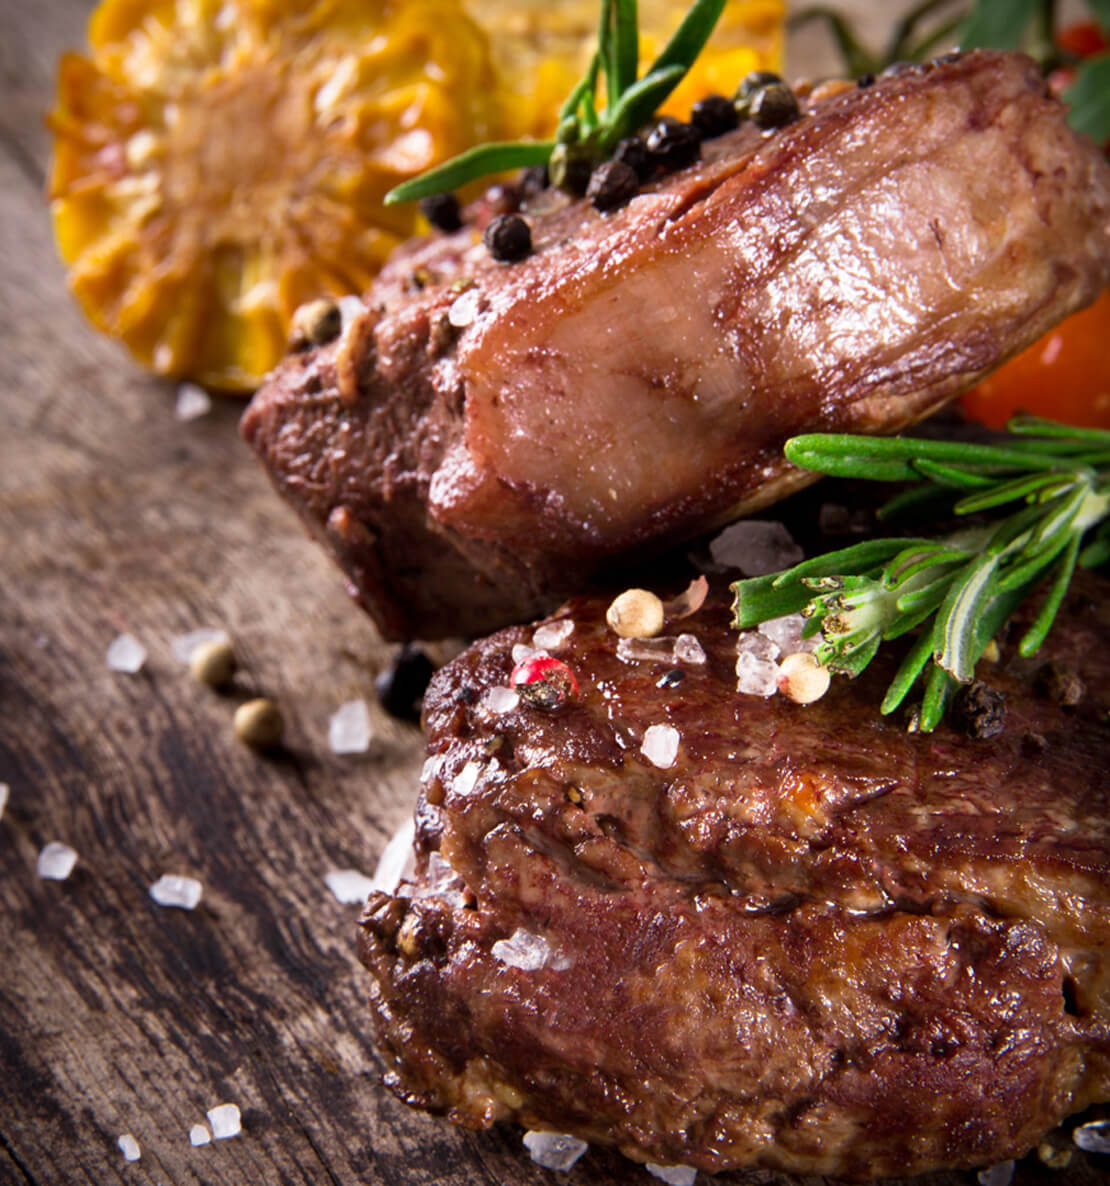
[243,51,1110,639]
[359,576,1110,1179]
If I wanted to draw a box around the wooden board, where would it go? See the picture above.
[0,2,1103,1184]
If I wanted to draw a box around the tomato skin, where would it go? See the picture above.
[959,290,1110,429]
[1056,20,1109,59]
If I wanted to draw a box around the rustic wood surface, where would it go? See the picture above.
[0,2,1104,1185]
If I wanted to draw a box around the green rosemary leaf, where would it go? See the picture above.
[599,64,685,149]
[822,632,881,678]
[883,594,947,641]
[560,52,602,122]
[910,458,998,489]
[881,627,935,715]
[933,551,998,682]
[1007,417,1110,444]
[646,0,728,81]
[1019,534,1082,657]
[878,482,956,521]
[958,0,1038,50]
[600,0,618,113]
[885,0,961,62]
[997,526,1076,592]
[882,544,970,589]
[771,538,923,587]
[893,570,958,617]
[731,574,814,629]
[918,662,956,732]
[613,0,640,99]
[954,470,1068,514]
[1079,522,1110,569]
[385,141,555,205]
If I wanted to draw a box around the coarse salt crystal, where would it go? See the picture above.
[647,1165,697,1186]
[532,619,574,650]
[447,288,482,327]
[325,868,377,905]
[328,699,372,755]
[453,760,481,797]
[673,634,706,665]
[493,928,571,972]
[758,613,816,654]
[737,630,779,661]
[206,1103,241,1140]
[118,1134,141,1162]
[175,382,211,421]
[523,1130,588,1171]
[171,628,229,664]
[372,817,416,894]
[107,633,147,674]
[735,651,779,697]
[420,754,442,783]
[1074,1120,1110,1153]
[0,782,8,820]
[709,521,803,576]
[480,686,520,714]
[149,874,203,910]
[37,842,77,881]
[338,295,363,328]
[641,724,680,769]
[617,636,675,664]
[511,642,546,666]
[977,1162,1014,1186]
[189,1124,211,1146]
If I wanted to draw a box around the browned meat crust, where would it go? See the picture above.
[243,51,1110,640]
[359,575,1110,1179]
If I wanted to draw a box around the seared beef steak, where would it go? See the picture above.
[243,51,1110,640]
[359,576,1110,1179]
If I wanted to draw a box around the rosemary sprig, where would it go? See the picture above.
[385,0,727,205]
[731,419,1110,731]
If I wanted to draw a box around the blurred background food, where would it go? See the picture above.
[48,0,784,391]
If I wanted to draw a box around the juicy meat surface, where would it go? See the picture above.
[359,575,1110,1178]
[243,51,1110,639]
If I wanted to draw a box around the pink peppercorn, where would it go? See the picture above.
[509,655,579,710]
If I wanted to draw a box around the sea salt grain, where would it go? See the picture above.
[107,633,147,674]
[512,643,546,665]
[673,634,706,665]
[523,1130,588,1171]
[325,869,377,905]
[617,637,675,664]
[175,382,211,421]
[736,630,779,661]
[647,1165,697,1185]
[641,723,680,769]
[493,928,571,972]
[480,685,520,714]
[206,1103,241,1140]
[189,1124,211,1146]
[735,651,779,697]
[149,874,203,910]
[37,842,77,881]
[453,761,481,797]
[709,521,803,576]
[533,619,574,650]
[372,817,416,894]
[758,613,817,654]
[171,628,229,664]
[328,699,372,754]
[118,1134,141,1162]
[1074,1119,1110,1153]
[447,288,482,327]
[977,1161,1014,1186]
[338,294,363,328]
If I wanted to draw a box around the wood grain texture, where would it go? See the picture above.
[0,2,1104,1185]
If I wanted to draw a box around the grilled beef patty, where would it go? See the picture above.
[243,51,1110,640]
[359,575,1110,1178]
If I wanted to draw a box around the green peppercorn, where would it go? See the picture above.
[750,83,800,130]
[734,70,783,101]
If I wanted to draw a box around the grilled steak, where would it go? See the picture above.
[359,574,1110,1179]
[243,51,1110,640]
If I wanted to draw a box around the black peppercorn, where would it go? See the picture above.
[548,142,594,195]
[1035,660,1085,707]
[483,183,521,216]
[750,83,800,129]
[735,70,783,100]
[375,644,435,721]
[657,667,686,689]
[690,93,738,138]
[613,136,654,181]
[645,118,703,172]
[419,192,463,233]
[587,160,640,212]
[483,214,532,263]
[951,681,1007,740]
[856,72,875,89]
